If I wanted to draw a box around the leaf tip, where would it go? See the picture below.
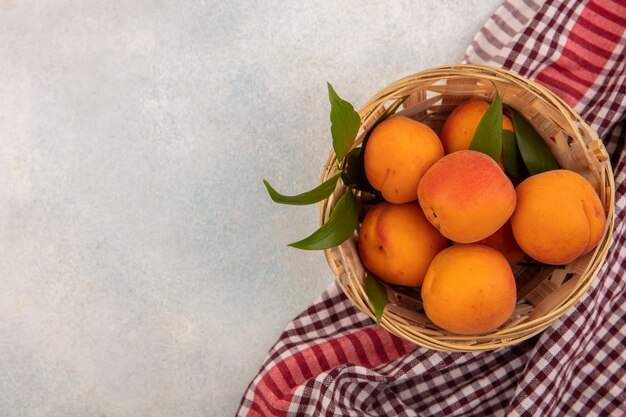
[327,81,336,97]
[287,240,303,249]
[262,179,278,201]
[364,273,388,325]
[375,311,383,324]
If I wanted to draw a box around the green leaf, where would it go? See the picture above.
[263,172,342,205]
[469,91,503,162]
[502,129,524,179]
[511,109,560,175]
[328,82,361,161]
[341,147,376,193]
[288,190,358,250]
[364,273,388,324]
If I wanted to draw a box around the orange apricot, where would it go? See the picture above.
[440,99,514,155]
[417,150,517,243]
[421,244,517,335]
[511,169,606,265]
[474,221,526,265]
[358,202,448,286]
[364,116,443,204]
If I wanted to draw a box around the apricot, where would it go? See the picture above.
[474,221,526,265]
[421,244,517,335]
[440,99,514,155]
[511,170,606,265]
[364,116,443,204]
[358,202,448,286]
[417,150,517,243]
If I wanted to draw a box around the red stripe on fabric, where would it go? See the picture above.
[327,335,349,364]
[365,328,392,363]
[535,0,625,105]
[536,72,582,105]
[390,329,415,356]
[568,31,614,58]
[373,327,417,361]
[249,382,285,417]
[293,350,315,381]
[559,47,605,73]
[540,56,590,96]
[576,5,625,42]
[246,326,411,415]
[548,61,593,89]
[250,351,316,416]
[313,337,339,370]
[300,345,325,376]
[247,402,265,417]
[275,359,296,389]
[263,371,287,398]
[586,0,626,27]
[573,20,620,55]
[345,331,373,366]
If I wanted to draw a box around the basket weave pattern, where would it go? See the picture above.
[320,65,615,352]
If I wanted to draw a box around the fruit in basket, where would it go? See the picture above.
[473,221,526,265]
[421,244,517,335]
[511,169,606,265]
[358,202,448,286]
[264,74,612,351]
[417,150,517,243]
[364,116,443,204]
[440,99,514,155]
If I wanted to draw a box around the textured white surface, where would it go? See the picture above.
[0,1,502,415]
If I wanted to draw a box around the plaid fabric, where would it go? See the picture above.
[238,0,626,415]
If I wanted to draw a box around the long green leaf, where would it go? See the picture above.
[328,82,361,161]
[288,190,358,250]
[511,109,560,175]
[364,273,388,324]
[502,129,524,179]
[469,91,503,162]
[263,172,342,205]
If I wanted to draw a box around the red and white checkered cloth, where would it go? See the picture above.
[238,0,626,415]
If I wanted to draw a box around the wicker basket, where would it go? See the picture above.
[320,64,615,352]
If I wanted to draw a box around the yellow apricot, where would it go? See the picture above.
[511,170,606,265]
[364,116,443,204]
[358,202,448,286]
[421,244,517,335]
[417,150,517,243]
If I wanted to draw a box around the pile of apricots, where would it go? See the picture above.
[358,100,606,335]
